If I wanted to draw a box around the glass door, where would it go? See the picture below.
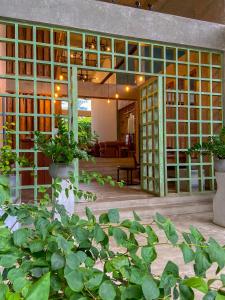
[140,76,165,196]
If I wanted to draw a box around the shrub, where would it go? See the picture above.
[1,201,225,299]
[187,127,225,159]
[34,118,89,164]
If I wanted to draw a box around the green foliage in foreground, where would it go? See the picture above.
[187,127,225,159]
[1,204,225,299]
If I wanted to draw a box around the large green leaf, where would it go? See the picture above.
[154,213,178,245]
[179,284,194,300]
[26,272,50,300]
[13,228,31,247]
[183,277,208,294]
[65,269,84,292]
[108,209,120,223]
[0,254,18,268]
[179,242,195,264]
[85,272,103,290]
[99,281,116,300]
[141,246,157,264]
[112,228,127,246]
[51,252,65,270]
[141,275,160,300]
[207,238,225,269]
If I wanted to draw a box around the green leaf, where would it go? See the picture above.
[122,285,142,299]
[194,249,211,277]
[65,269,84,292]
[183,277,208,294]
[0,254,17,268]
[179,242,195,263]
[29,240,44,253]
[160,261,179,289]
[66,251,87,270]
[0,283,8,299]
[154,213,178,245]
[111,255,129,270]
[85,207,96,222]
[26,272,50,300]
[99,281,116,300]
[220,274,225,286]
[216,293,225,300]
[85,272,103,290]
[112,228,127,246]
[203,291,217,300]
[13,228,31,246]
[179,284,194,300]
[207,238,225,269]
[99,213,109,224]
[108,209,120,223]
[141,275,160,300]
[141,246,157,264]
[133,211,141,221]
[51,253,65,270]
[94,224,106,243]
[146,226,159,245]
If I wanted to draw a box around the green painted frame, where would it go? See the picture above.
[140,76,165,196]
[0,19,223,200]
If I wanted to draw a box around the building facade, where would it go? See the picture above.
[0,0,224,200]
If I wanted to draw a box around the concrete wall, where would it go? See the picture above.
[0,0,224,50]
[91,99,117,142]
[0,24,6,147]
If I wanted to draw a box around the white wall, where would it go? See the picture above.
[91,99,117,142]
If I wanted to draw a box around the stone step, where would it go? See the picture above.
[75,193,214,220]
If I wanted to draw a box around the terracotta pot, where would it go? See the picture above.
[49,163,74,179]
[214,158,225,172]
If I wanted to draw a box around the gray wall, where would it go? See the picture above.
[0,0,224,50]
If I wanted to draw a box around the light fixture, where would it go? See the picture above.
[91,42,95,49]
[70,53,74,58]
[56,85,61,91]
[115,92,119,99]
[54,93,58,98]
[107,99,111,104]
[106,46,111,52]
[59,75,64,80]
[125,86,130,92]
[139,76,144,82]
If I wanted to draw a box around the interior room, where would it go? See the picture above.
[77,69,145,188]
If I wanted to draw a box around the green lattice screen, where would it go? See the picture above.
[0,19,223,201]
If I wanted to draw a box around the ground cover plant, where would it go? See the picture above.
[1,186,225,300]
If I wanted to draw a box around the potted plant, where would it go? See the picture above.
[187,127,225,172]
[0,122,29,203]
[34,117,89,179]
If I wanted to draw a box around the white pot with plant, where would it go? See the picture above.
[188,127,225,227]
[188,127,225,172]
[34,118,89,180]
[0,122,29,204]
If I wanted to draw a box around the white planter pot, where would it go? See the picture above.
[49,163,74,179]
[214,159,225,172]
[213,172,225,227]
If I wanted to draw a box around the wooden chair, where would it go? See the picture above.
[117,153,140,185]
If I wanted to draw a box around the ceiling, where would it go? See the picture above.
[97,0,225,24]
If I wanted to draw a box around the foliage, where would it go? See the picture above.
[187,127,225,159]
[1,182,225,299]
[34,118,90,164]
[0,122,29,175]
[78,117,98,150]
